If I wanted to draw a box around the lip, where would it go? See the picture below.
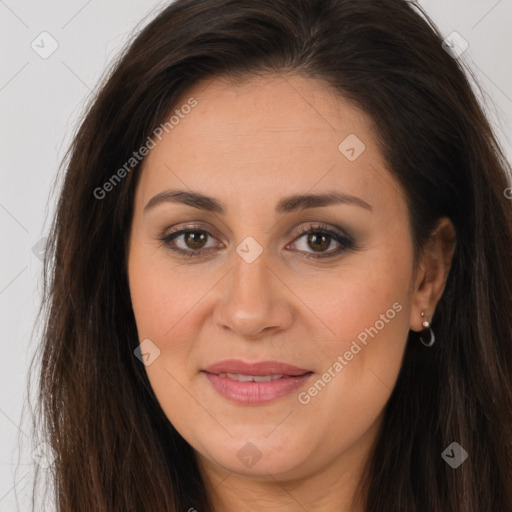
[201,359,313,405]
[202,359,311,376]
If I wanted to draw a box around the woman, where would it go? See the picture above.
[31,0,512,510]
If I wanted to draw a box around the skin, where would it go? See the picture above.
[127,73,455,511]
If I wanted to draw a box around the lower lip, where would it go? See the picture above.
[202,371,313,405]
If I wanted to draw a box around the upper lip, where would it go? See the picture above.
[202,359,311,376]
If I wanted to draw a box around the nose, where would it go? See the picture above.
[213,247,294,338]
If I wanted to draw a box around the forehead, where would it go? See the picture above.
[169,73,377,153]
[136,73,403,217]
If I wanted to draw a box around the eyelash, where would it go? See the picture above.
[159,223,355,260]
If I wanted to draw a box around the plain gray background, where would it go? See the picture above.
[1,0,511,510]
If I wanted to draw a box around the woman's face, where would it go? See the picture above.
[127,74,426,489]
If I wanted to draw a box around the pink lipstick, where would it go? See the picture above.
[202,359,313,405]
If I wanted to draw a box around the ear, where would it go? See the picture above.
[409,217,456,332]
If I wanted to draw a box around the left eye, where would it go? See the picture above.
[287,228,351,258]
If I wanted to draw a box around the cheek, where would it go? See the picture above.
[128,241,206,343]
[297,247,412,357]
[295,249,412,444]
[127,242,197,392]
[128,246,205,430]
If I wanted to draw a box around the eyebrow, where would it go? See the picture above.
[144,189,372,214]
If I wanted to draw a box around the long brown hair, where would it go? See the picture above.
[28,0,512,510]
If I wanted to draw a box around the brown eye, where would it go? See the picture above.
[306,233,331,252]
[161,227,222,257]
[287,225,354,259]
[183,231,208,249]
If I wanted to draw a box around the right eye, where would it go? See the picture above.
[160,226,224,258]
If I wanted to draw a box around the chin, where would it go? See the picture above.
[195,432,315,480]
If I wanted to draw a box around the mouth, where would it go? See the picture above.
[201,359,313,405]
[212,372,291,382]
[202,358,312,376]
